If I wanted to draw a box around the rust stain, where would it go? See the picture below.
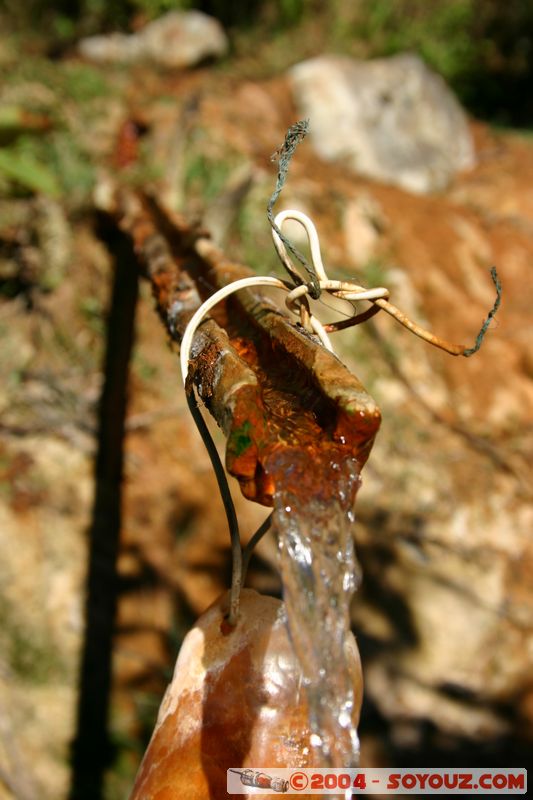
[113,119,142,169]
[116,190,381,506]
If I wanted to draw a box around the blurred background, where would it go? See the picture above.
[0,1,532,798]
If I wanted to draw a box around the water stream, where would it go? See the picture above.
[269,449,363,772]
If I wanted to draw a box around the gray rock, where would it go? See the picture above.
[78,10,228,69]
[289,54,475,193]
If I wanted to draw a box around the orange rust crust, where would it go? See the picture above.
[117,191,381,507]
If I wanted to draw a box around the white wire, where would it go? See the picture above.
[272,208,329,281]
[181,209,391,382]
[180,276,287,383]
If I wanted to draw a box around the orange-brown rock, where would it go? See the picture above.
[129,589,363,800]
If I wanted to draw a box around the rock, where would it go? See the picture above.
[78,11,228,69]
[129,589,363,799]
[343,192,386,267]
[0,437,92,799]
[289,54,475,194]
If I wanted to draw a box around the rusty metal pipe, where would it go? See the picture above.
[116,189,381,507]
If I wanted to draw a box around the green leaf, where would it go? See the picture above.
[0,148,61,197]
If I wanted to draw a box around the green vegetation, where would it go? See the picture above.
[348,0,533,126]
[0,145,61,197]
[236,184,283,276]
[0,595,67,684]
[0,130,96,201]
[80,295,105,333]
[359,257,390,291]
[355,1,477,81]
[61,62,113,102]
[132,348,159,382]
[0,0,530,205]
[184,151,232,204]
[0,57,112,201]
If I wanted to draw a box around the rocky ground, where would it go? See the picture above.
[0,24,532,800]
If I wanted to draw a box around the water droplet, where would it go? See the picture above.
[285,505,291,513]
[310,733,322,748]
[343,571,353,591]
[339,709,352,728]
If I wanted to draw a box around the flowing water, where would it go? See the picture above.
[269,449,363,772]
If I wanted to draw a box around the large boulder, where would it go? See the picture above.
[289,53,475,193]
[78,10,228,69]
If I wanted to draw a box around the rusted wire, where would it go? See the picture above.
[463,267,502,356]
[266,121,502,358]
[271,209,502,358]
[267,118,321,298]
